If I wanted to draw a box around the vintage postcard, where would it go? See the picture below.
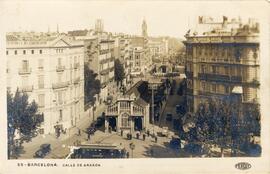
[0,0,269,174]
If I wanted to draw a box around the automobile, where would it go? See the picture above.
[34,144,51,158]
[161,127,169,137]
[166,113,173,121]
[169,136,181,149]
[176,105,181,113]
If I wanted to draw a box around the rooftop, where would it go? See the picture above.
[185,16,259,38]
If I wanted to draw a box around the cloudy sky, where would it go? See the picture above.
[0,1,268,38]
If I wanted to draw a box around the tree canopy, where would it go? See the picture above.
[182,97,261,157]
[7,89,43,158]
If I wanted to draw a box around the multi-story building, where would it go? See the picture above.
[113,34,132,86]
[6,32,85,134]
[184,16,260,112]
[129,46,145,75]
[68,29,116,104]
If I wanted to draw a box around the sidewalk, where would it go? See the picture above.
[19,103,106,159]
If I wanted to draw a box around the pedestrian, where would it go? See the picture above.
[87,133,91,141]
[126,151,129,158]
[78,128,81,136]
[109,126,112,133]
[147,129,150,137]
[143,134,146,141]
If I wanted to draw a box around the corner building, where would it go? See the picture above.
[184,17,260,112]
[6,32,85,134]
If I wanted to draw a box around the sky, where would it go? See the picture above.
[0,1,268,39]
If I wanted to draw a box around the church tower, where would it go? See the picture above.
[142,18,148,38]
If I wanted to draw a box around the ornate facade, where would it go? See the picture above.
[105,95,150,133]
[184,17,260,112]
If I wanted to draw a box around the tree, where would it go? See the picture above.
[183,97,261,157]
[84,65,101,108]
[114,59,125,86]
[7,89,43,159]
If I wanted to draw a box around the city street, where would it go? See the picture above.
[18,104,106,159]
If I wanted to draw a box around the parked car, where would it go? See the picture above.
[176,105,181,113]
[166,113,173,121]
[34,144,51,158]
[170,136,181,149]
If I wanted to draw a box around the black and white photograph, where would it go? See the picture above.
[1,0,270,174]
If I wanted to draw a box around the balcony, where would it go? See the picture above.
[52,81,69,89]
[198,73,230,82]
[207,74,230,82]
[231,76,242,83]
[198,73,207,80]
[74,63,80,69]
[19,85,33,92]
[18,68,31,75]
[56,65,65,72]
[73,77,80,84]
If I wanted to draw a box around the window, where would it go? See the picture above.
[6,50,8,55]
[58,58,62,66]
[38,94,45,107]
[224,66,229,75]
[225,86,230,94]
[38,75,44,89]
[236,67,241,76]
[121,113,130,127]
[211,84,216,93]
[201,81,206,91]
[253,48,258,59]
[38,59,44,70]
[39,50,42,54]
[23,50,26,55]
[22,60,29,71]
[211,66,217,74]
[14,50,17,55]
[31,50,34,54]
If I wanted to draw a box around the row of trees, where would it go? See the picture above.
[182,97,261,157]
